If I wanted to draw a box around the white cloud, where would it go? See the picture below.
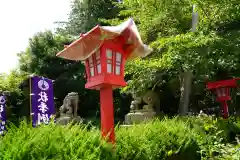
[0,0,71,73]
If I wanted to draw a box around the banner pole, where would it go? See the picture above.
[29,77,32,126]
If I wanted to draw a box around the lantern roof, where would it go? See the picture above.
[207,78,240,89]
[56,18,152,61]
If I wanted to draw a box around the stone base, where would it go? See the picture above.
[56,116,72,125]
[124,111,156,125]
[72,116,84,124]
[120,124,134,128]
[56,116,83,125]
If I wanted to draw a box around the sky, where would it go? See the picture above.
[0,0,71,74]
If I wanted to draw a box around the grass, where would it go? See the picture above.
[0,116,240,160]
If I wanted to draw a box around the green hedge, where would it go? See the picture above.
[0,116,239,160]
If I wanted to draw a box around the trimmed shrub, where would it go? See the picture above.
[115,118,200,160]
[0,116,239,160]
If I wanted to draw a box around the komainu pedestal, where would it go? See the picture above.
[124,110,156,125]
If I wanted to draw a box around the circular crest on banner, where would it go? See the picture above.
[38,79,49,91]
[0,96,6,104]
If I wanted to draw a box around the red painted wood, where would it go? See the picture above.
[100,87,115,144]
[222,101,229,119]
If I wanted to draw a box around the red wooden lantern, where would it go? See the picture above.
[207,78,240,119]
[84,38,127,90]
[56,18,152,144]
[215,87,230,102]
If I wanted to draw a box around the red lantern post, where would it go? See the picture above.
[56,18,152,144]
[207,78,240,119]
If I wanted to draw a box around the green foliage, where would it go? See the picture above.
[116,118,200,160]
[1,117,240,159]
[103,0,193,42]
[0,118,198,160]
[0,121,113,160]
[184,116,240,159]
[102,0,240,98]
[4,70,29,94]
[56,0,121,35]
[0,70,28,95]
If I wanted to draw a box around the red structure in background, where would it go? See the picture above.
[206,78,240,119]
[56,18,152,144]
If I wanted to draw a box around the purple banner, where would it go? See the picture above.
[30,76,55,126]
[0,94,6,135]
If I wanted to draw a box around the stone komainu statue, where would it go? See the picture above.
[130,80,161,115]
[59,98,73,117]
[129,95,142,111]
[125,80,162,125]
[125,90,160,125]
[56,92,82,125]
[142,90,160,114]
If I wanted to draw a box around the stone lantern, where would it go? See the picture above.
[56,18,152,144]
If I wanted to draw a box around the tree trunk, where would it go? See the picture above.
[179,70,193,116]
